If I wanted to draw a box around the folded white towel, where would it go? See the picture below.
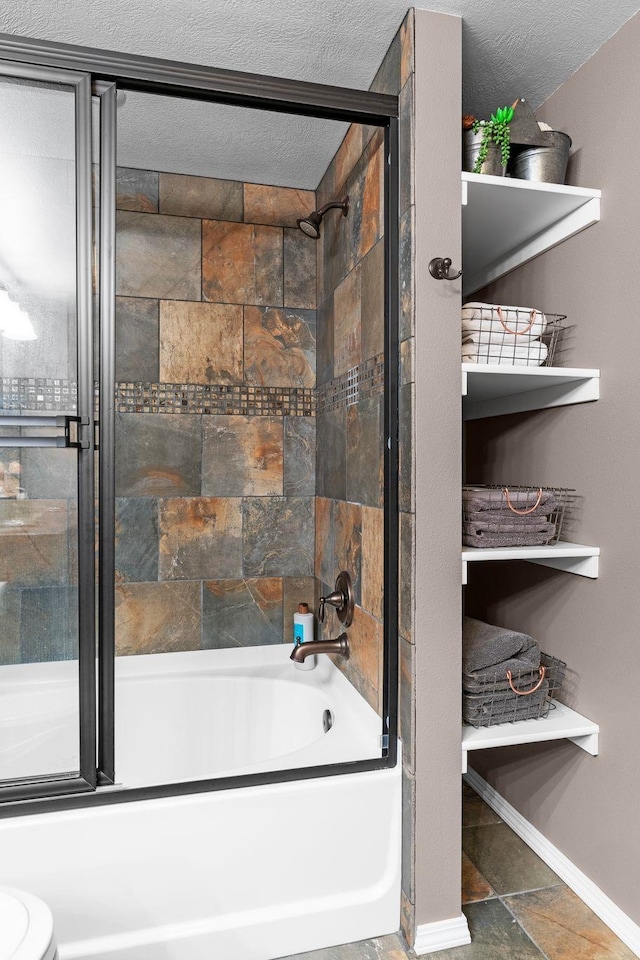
[462,330,534,347]
[462,340,548,365]
[462,301,547,338]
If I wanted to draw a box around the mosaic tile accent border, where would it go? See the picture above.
[316,354,385,414]
[0,378,77,413]
[1,362,384,417]
[115,382,315,416]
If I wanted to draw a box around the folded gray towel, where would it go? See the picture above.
[463,616,540,675]
[464,519,555,536]
[463,680,550,726]
[463,488,560,513]
[463,527,556,548]
[464,509,558,526]
[463,665,543,693]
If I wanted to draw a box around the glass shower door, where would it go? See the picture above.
[0,63,96,798]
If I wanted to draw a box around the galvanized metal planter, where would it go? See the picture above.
[462,128,506,177]
[511,131,572,183]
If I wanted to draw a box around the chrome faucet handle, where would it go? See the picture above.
[317,571,354,627]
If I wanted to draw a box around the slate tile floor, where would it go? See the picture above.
[283,780,637,960]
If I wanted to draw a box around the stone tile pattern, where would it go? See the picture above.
[349,10,418,945]
[112,406,316,655]
[503,886,638,960]
[281,934,409,960]
[111,170,318,659]
[111,158,388,674]
[313,34,394,725]
[0,495,78,664]
[5,147,389,667]
[0,450,76,662]
[115,166,317,398]
[4,102,395,836]
[442,782,637,960]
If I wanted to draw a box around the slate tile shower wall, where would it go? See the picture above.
[114,169,317,655]
[368,10,416,948]
[314,116,386,718]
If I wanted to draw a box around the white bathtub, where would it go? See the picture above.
[0,646,401,959]
[114,645,385,786]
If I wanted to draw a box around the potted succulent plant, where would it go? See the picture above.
[463,105,515,176]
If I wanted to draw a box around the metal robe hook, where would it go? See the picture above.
[428,257,462,281]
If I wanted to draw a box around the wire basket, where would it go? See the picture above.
[462,484,575,548]
[463,652,566,728]
[461,302,566,366]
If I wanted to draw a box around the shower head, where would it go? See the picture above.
[297,196,349,239]
[297,211,323,239]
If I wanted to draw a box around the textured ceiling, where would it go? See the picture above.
[0,0,639,187]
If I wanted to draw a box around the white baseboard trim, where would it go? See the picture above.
[465,767,640,957]
[413,914,471,955]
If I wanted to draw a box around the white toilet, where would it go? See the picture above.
[0,887,58,960]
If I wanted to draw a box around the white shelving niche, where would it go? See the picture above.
[461,171,601,296]
[463,364,600,421]
[462,702,599,774]
[461,171,601,768]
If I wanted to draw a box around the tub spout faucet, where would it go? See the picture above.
[318,571,354,627]
[290,633,350,663]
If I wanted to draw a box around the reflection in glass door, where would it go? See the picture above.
[0,63,96,798]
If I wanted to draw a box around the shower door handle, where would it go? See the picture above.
[0,414,91,448]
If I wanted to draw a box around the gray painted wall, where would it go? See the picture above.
[466,11,640,925]
[413,9,463,928]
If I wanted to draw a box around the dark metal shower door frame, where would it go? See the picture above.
[0,58,97,803]
[0,32,400,816]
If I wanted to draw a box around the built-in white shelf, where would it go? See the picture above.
[462,542,600,583]
[461,172,601,295]
[462,364,600,420]
[462,700,599,773]
[459,175,602,772]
